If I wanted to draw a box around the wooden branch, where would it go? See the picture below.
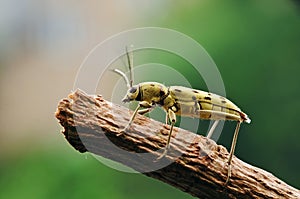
[55,89,300,199]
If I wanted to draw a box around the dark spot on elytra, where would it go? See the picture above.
[192,90,199,93]
[160,89,165,96]
[150,84,155,86]
[204,96,211,100]
[221,100,227,104]
[208,93,212,96]
[175,89,182,92]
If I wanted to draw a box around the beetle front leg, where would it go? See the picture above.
[137,107,153,115]
[165,113,169,125]
[124,101,152,130]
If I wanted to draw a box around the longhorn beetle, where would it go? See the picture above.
[113,47,251,185]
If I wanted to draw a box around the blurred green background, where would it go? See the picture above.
[1,1,299,199]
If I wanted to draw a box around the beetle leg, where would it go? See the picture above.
[194,101,201,113]
[225,120,241,185]
[206,120,220,139]
[124,101,152,130]
[138,108,152,115]
[124,105,140,130]
[165,113,169,125]
[157,108,176,160]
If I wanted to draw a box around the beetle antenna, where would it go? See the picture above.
[126,45,134,87]
[112,69,130,89]
[112,45,134,89]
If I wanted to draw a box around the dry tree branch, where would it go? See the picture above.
[55,90,300,199]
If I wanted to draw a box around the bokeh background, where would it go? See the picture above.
[1,1,299,198]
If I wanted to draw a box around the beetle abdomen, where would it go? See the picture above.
[169,86,250,123]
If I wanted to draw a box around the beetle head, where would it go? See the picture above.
[122,85,139,103]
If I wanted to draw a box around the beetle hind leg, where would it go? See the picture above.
[206,120,220,139]
[225,121,242,185]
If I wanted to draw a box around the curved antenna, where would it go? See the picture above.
[126,45,134,87]
[113,69,130,89]
[112,45,134,89]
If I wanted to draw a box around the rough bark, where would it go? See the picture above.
[55,89,300,199]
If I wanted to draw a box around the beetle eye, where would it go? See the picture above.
[129,87,137,93]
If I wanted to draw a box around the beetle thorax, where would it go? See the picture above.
[138,82,168,104]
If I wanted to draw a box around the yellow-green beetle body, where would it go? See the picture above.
[122,83,250,123]
[169,86,250,122]
[114,47,251,185]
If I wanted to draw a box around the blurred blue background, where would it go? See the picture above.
[0,1,299,198]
